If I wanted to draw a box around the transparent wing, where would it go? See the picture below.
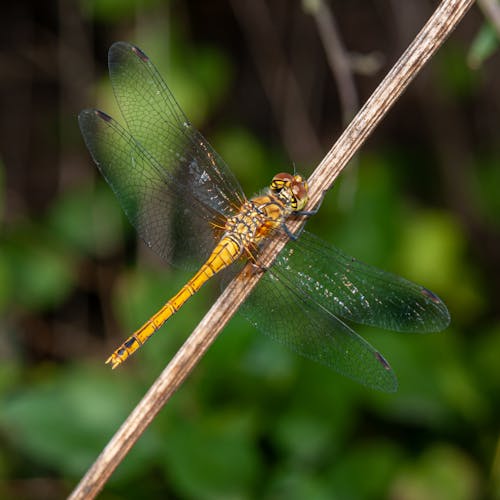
[239,229,449,391]
[272,231,450,332]
[241,265,398,392]
[78,109,224,265]
[108,41,246,216]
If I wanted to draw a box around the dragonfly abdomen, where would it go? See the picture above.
[106,183,297,369]
[106,235,243,368]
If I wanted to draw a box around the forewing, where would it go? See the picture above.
[78,109,222,265]
[241,266,398,392]
[107,41,246,216]
[274,231,450,332]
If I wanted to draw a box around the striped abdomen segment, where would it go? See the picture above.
[106,236,243,368]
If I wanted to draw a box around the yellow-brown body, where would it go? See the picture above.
[106,173,309,368]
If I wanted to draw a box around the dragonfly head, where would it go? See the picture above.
[270,172,309,211]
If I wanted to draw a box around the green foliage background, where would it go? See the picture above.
[0,1,499,498]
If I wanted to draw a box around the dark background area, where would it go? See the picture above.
[0,1,499,498]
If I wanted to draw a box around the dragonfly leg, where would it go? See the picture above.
[294,189,328,217]
[285,189,328,239]
[282,221,301,241]
[250,260,268,273]
[244,245,268,272]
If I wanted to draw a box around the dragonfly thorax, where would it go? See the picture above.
[221,173,309,256]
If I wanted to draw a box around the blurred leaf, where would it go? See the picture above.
[491,437,500,500]
[435,339,487,423]
[161,411,260,499]
[390,444,481,500]
[265,471,331,500]
[472,323,500,396]
[328,441,403,499]
[5,226,76,311]
[396,211,458,286]
[48,183,125,257]
[328,156,401,267]
[0,157,4,222]
[274,411,338,465]
[0,246,11,313]
[364,327,486,426]
[474,155,500,229]
[0,365,154,480]
[185,45,232,107]
[214,127,282,193]
[437,44,479,99]
[396,210,484,324]
[240,332,297,379]
[165,70,211,127]
[467,23,500,69]
[80,0,160,22]
[114,266,180,332]
[174,41,232,126]
[139,38,233,127]
[271,363,360,457]
[0,362,22,398]
[94,69,121,120]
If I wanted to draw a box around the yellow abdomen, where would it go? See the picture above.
[106,235,242,368]
[106,192,288,368]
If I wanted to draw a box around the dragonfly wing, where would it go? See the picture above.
[273,231,450,332]
[107,41,246,217]
[78,109,222,266]
[241,266,398,392]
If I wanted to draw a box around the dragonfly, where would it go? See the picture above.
[78,41,450,392]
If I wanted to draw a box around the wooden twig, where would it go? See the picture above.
[69,1,475,498]
[305,0,362,210]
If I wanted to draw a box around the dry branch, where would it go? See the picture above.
[69,1,475,498]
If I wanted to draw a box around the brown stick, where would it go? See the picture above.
[69,1,475,498]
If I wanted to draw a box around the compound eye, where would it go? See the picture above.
[291,178,309,211]
[270,172,294,193]
[292,182,307,200]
